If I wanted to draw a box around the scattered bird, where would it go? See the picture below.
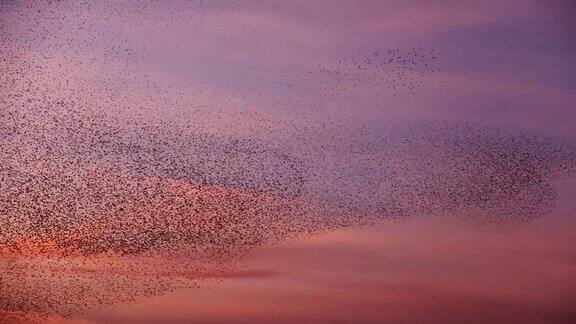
[0,0,575,322]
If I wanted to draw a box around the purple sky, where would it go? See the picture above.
[1,1,576,323]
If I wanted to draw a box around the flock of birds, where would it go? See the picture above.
[1,1,575,322]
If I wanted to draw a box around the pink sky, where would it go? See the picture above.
[1,0,576,323]
[91,180,576,324]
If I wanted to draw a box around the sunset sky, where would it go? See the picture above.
[1,1,575,323]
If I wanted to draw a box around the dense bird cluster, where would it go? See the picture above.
[1,1,575,322]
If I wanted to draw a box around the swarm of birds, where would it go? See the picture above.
[1,0,575,322]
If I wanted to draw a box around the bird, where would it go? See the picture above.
[1,0,575,321]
